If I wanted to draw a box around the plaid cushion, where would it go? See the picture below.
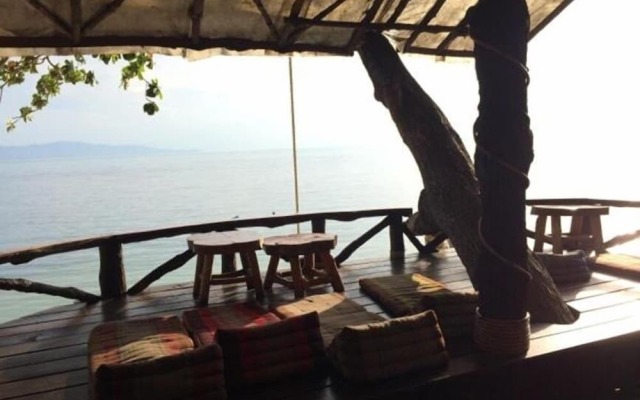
[182,303,281,346]
[88,316,226,400]
[217,311,327,387]
[536,250,592,284]
[328,310,448,382]
[273,293,385,346]
[360,274,478,339]
[359,273,447,317]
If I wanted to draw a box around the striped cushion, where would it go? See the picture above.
[273,293,385,346]
[182,303,281,346]
[328,310,448,382]
[217,311,327,387]
[88,316,226,400]
[359,273,447,317]
[360,273,477,338]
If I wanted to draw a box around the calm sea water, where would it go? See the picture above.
[0,146,423,323]
[2,146,640,324]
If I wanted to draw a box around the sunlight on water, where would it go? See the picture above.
[0,147,422,323]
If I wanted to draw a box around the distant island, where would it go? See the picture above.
[0,142,192,159]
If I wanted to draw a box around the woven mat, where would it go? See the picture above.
[272,293,385,346]
[589,253,640,280]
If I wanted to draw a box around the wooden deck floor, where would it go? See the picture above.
[2,250,640,399]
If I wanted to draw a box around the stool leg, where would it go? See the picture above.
[263,255,280,291]
[193,254,203,299]
[318,251,344,292]
[550,216,563,254]
[590,216,604,254]
[302,253,315,279]
[289,256,305,299]
[197,253,214,306]
[533,215,547,253]
[242,251,265,300]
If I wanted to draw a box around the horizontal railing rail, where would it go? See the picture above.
[0,208,413,302]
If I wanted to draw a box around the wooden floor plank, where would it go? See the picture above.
[1,251,640,400]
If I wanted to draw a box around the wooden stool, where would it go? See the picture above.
[531,205,609,255]
[262,233,345,299]
[187,230,264,306]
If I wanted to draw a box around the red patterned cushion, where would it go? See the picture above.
[88,316,226,400]
[182,303,281,346]
[216,311,327,387]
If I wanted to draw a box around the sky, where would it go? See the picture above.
[1,0,639,163]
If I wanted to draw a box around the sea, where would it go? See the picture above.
[2,145,640,324]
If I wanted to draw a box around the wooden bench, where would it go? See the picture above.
[187,230,264,306]
[531,205,609,255]
[263,233,344,298]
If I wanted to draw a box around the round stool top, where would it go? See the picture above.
[262,233,337,256]
[187,230,262,254]
[531,205,609,217]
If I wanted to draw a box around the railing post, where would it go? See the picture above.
[388,212,405,255]
[312,218,326,233]
[99,238,126,298]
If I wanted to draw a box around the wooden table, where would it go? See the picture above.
[531,205,609,254]
[262,233,344,298]
[187,230,264,306]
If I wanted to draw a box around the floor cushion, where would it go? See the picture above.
[88,315,225,400]
[182,302,281,346]
[272,292,385,346]
[359,273,477,339]
[216,311,327,387]
[328,310,448,382]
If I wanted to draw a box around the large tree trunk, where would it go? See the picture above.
[357,31,577,324]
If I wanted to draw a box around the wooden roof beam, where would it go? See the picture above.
[82,0,126,34]
[190,0,205,45]
[25,0,72,38]
[252,0,281,41]
[279,0,346,47]
[288,18,456,34]
[70,0,82,43]
[404,0,446,51]
[529,0,574,40]
[386,0,410,24]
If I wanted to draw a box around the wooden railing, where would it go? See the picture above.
[526,198,640,251]
[0,208,413,303]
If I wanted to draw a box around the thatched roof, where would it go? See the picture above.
[0,0,572,58]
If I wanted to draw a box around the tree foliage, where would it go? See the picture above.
[0,53,162,132]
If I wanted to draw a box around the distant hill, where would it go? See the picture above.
[0,142,185,159]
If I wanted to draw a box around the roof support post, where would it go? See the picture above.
[469,0,533,322]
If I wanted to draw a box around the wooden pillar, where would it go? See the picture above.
[311,218,326,233]
[99,238,126,298]
[388,213,405,254]
[470,0,532,320]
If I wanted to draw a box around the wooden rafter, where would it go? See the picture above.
[280,0,347,47]
[529,0,574,40]
[190,0,205,44]
[404,0,446,51]
[287,18,456,34]
[252,0,281,41]
[435,12,470,55]
[386,0,410,24]
[70,0,82,43]
[346,0,384,51]
[82,0,126,34]
[25,0,72,38]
